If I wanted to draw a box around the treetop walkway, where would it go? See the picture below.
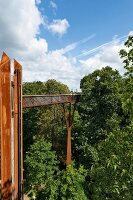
[0,52,80,200]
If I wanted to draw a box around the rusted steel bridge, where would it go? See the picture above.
[23,94,79,108]
[0,52,80,200]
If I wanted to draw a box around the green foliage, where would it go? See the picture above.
[23,36,133,200]
[25,138,59,199]
[58,164,88,200]
[25,141,88,200]
[23,81,46,95]
[90,127,133,199]
[23,107,41,154]
[72,112,99,169]
[23,79,70,162]
[45,79,70,94]
[79,66,122,145]
[120,36,133,121]
[37,164,88,200]
[76,36,133,199]
[23,79,70,95]
[81,37,133,199]
[120,36,133,75]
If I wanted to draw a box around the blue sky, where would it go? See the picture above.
[38,0,133,50]
[0,0,133,90]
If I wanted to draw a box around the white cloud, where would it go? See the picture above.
[21,37,127,90]
[0,0,77,90]
[129,31,133,36]
[0,0,44,51]
[57,34,96,55]
[36,0,41,5]
[76,35,127,58]
[22,49,80,90]
[79,40,125,76]
[0,0,131,91]
[47,19,69,36]
[50,1,57,10]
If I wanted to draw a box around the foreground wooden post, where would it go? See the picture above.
[0,52,12,199]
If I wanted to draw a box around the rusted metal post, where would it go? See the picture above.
[66,126,72,166]
[14,60,23,200]
[0,58,1,199]
[0,52,12,199]
[63,103,76,166]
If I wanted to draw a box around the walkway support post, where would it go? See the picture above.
[63,103,76,166]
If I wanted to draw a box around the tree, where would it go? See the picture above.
[34,79,70,164]
[78,66,122,145]
[23,81,47,154]
[90,128,133,200]
[23,79,70,162]
[120,36,133,122]
[23,81,46,95]
[58,164,88,200]
[23,36,133,200]
[45,79,70,94]
[25,138,59,199]
[87,37,133,199]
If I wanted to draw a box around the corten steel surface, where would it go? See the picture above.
[63,103,76,166]
[23,94,80,108]
[14,60,23,200]
[23,94,80,166]
[0,56,2,194]
[0,52,12,199]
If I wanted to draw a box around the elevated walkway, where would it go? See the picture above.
[23,94,80,108]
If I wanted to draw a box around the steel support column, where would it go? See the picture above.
[63,103,76,166]
[0,52,12,199]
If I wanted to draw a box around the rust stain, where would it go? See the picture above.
[3,106,7,126]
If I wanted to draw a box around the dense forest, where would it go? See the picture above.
[23,36,133,199]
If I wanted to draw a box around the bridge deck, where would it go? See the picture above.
[23,94,80,108]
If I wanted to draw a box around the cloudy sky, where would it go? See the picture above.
[0,0,133,90]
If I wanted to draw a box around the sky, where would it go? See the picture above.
[0,0,133,90]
